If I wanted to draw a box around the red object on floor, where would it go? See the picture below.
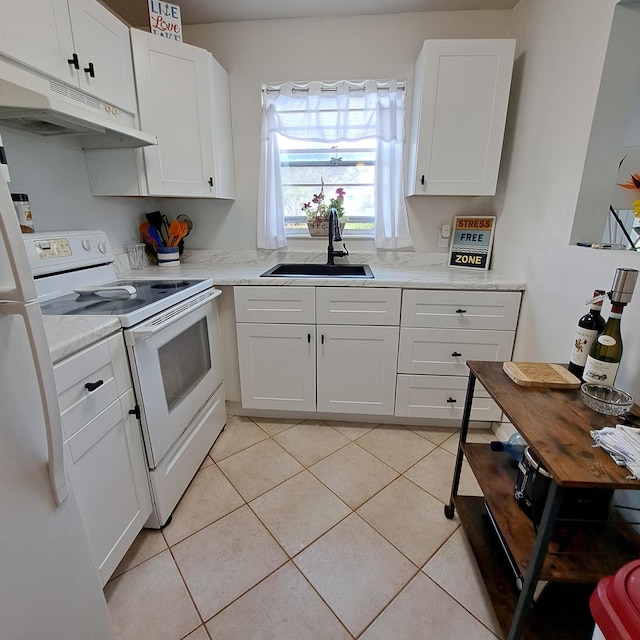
[590,559,640,640]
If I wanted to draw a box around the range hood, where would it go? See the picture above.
[0,66,156,150]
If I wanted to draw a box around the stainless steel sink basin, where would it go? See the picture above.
[260,263,374,278]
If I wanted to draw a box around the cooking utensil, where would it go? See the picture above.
[175,221,189,245]
[161,214,170,245]
[167,220,181,247]
[176,214,193,237]
[142,224,164,248]
[167,220,189,247]
[145,211,168,243]
[73,284,137,298]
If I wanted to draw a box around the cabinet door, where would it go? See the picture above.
[407,39,515,196]
[65,389,152,586]
[207,53,236,199]
[236,323,316,411]
[316,325,399,415]
[131,29,214,196]
[0,0,76,83]
[67,0,137,112]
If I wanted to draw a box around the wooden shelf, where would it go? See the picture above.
[467,361,639,489]
[462,443,640,583]
[455,496,596,640]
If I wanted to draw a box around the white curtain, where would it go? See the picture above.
[257,80,413,250]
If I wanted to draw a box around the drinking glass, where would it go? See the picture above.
[126,243,146,270]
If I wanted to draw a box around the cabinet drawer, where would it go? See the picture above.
[401,290,521,330]
[398,328,515,375]
[316,287,400,325]
[54,334,131,441]
[234,286,315,323]
[395,374,502,421]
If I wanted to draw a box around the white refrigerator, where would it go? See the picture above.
[0,152,114,638]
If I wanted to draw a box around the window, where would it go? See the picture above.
[257,80,413,250]
[280,137,375,236]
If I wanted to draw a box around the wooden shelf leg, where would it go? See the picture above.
[506,481,565,640]
[445,371,477,519]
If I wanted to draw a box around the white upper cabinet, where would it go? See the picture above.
[406,39,515,196]
[67,0,137,113]
[133,30,216,197]
[85,30,236,199]
[0,0,137,113]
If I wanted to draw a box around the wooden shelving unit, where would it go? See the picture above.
[447,361,640,640]
[455,496,597,640]
[463,443,640,584]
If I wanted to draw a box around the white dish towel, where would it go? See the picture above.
[591,425,640,480]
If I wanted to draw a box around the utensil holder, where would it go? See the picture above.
[156,246,180,267]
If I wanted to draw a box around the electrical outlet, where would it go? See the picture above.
[437,224,450,248]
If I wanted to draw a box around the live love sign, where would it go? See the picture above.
[148,1,182,41]
[448,216,496,270]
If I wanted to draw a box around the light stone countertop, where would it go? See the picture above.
[115,249,527,291]
[43,250,525,363]
[43,315,121,364]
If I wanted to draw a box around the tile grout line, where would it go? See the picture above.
[108,416,493,638]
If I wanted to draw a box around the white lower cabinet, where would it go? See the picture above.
[234,285,521,423]
[395,289,521,421]
[236,322,316,412]
[54,333,151,586]
[235,286,400,415]
[316,324,398,415]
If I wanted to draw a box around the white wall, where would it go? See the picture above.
[168,11,513,252]
[4,2,639,400]
[1,131,157,253]
[495,0,640,399]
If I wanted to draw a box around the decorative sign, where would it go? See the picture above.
[148,1,182,41]
[448,216,496,270]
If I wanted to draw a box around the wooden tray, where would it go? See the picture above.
[502,362,581,389]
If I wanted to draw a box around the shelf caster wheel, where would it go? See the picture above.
[444,504,455,519]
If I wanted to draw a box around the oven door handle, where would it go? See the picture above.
[127,288,221,342]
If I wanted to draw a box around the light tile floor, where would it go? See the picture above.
[105,414,503,640]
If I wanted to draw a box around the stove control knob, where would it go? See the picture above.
[98,242,107,254]
[82,239,93,251]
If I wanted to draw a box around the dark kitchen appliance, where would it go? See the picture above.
[514,446,613,523]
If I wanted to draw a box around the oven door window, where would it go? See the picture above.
[158,318,211,411]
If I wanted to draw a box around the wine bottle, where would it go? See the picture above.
[582,302,624,386]
[568,289,606,378]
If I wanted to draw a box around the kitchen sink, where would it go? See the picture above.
[260,263,374,278]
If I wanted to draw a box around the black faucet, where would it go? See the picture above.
[327,208,348,265]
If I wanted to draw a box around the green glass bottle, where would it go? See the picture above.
[582,302,624,386]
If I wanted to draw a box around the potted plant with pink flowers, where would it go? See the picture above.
[302,179,347,237]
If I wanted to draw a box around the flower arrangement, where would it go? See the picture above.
[302,179,346,226]
[617,171,640,219]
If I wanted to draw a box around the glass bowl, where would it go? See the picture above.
[580,383,633,416]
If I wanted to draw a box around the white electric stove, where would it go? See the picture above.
[26,230,226,528]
